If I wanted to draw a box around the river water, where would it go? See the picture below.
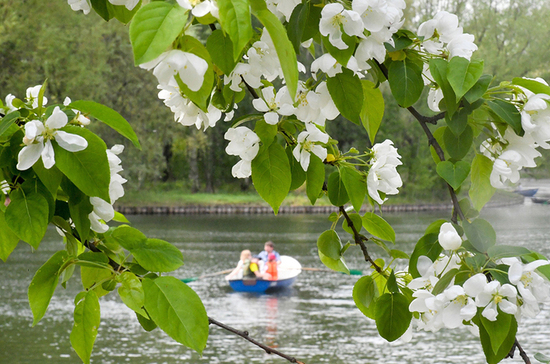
[1,202,550,363]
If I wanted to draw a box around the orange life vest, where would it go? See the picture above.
[266,261,278,280]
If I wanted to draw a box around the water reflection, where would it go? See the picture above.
[0,204,549,363]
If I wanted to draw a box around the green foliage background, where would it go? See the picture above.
[1,0,548,200]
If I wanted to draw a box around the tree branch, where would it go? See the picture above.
[507,338,531,364]
[339,206,382,273]
[375,61,465,223]
[208,317,305,364]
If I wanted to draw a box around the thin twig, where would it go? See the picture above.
[83,240,124,272]
[507,338,531,364]
[208,317,305,364]
[376,61,465,223]
[339,206,382,273]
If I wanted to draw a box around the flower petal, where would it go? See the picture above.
[54,131,88,152]
[45,107,68,129]
[41,140,56,169]
[17,143,43,170]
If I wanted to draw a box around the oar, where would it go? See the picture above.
[300,267,363,275]
[181,269,234,283]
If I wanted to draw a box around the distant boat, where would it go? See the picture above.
[227,255,301,293]
[515,188,538,197]
[532,197,550,204]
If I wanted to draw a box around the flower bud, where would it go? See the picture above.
[438,222,462,250]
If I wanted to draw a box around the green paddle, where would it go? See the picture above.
[181,269,233,283]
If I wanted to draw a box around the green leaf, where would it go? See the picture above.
[251,142,291,214]
[71,290,100,364]
[360,80,384,144]
[61,177,93,242]
[534,353,550,364]
[318,249,350,274]
[217,0,253,60]
[374,293,412,342]
[53,126,111,202]
[118,272,147,317]
[90,0,114,21]
[178,36,215,111]
[5,188,49,249]
[430,59,457,116]
[206,30,236,75]
[250,0,298,100]
[487,245,531,260]
[464,219,496,253]
[386,270,399,293]
[108,1,141,24]
[436,160,470,190]
[341,166,365,212]
[342,213,363,235]
[470,154,496,211]
[443,124,473,160]
[286,3,321,52]
[447,57,484,99]
[68,101,141,149]
[143,277,209,354]
[409,233,441,278]
[81,266,113,297]
[306,154,325,204]
[327,170,349,206]
[112,226,183,272]
[0,210,19,261]
[129,2,188,65]
[0,111,20,138]
[286,146,306,190]
[254,118,277,146]
[388,60,423,108]
[28,250,69,325]
[362,212,395,243]
[512,77,550,96]
[487,99,523,136]
[322,34,356,66]
[137,311,158,332]
[32,162,63,197]
[327,69,364,125]
[317,229,342,260]
[353,276,379,320]
[445,107,468,136]
[431,268,459,295]
[478,312,517,363]
[464,74,492,104]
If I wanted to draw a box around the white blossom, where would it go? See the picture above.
[4,94,17,112]
[292,123,329,171]
[438,222,462,250]
[26,85,47,109]
[476,281,518,321]
[0,180,9,195]
[140,50,208,92]
[521,93,550,149]
[252,87,283,125]
[311,54,343,79]
[319,3,364,50]
[366,139,402,204]
[67,0,91,14]
[108,0,139,10]
[225,127,260,178]
[63,97,91,126]
[17,107,88,171]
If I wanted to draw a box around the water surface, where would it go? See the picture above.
[1,202,549,363]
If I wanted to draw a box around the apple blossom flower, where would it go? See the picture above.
[476,281,518,321]
[26,85,47,109]
[427,87,444,112]
[252,87,283,125]
[265,0,300,21]
[108,0,139,10]
[4,94,18,113]
[67,0,91,14]
[319,3,364,50]
[89,197,115,233]
[508,259,550,312]
[176,0,219,19]
[438,222,462,250]
[292,123,330,171]
[224,127,260,178]
[521,93,550,149]
[366,139,402,204]
[140,50,208,92]
[311,54,343,79]
[17,107,88,171]
[63,97,91,126]
[352,0,389,33]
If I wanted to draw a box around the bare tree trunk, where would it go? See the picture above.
[187,130,200,193]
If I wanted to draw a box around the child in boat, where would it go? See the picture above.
[258,241,281,264]
[225,250,260,280]
[263,253,278,280]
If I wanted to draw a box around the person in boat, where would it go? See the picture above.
[225,250,261,280]
[262,253,278,281]
[258,241,281,264]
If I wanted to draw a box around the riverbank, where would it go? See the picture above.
[115,190,524,215]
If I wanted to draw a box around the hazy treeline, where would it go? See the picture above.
[1,0,549,200]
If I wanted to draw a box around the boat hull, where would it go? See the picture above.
[228,276,297,293]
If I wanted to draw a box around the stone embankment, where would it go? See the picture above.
[115,196,523,215]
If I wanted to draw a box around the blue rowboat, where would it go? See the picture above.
[227,256,301,293]
[515,188,538,197]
